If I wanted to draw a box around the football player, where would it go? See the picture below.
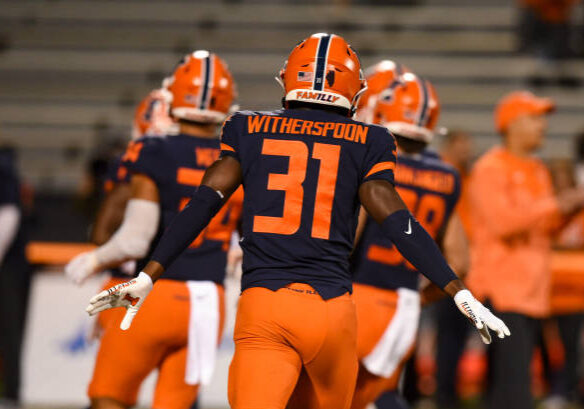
[355,59,409,124]
[86,34,509,409]
[350,69,470,409]
[67,51,243,409]
[67,88,175,338]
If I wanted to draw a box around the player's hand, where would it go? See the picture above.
[86,272,153,330]
[65,251,99,285]
[454,290,510,344]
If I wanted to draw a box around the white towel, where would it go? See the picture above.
[362,288,421,378]
[185,281,220,385]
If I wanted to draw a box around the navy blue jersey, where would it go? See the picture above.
[352,151,461,291]
[123,134,243,283]
[220,109,397,299]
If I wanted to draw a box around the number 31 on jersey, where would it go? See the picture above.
[253,139,340,240]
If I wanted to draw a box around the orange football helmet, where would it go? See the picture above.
[356,60,409,122]
[278,33,367,115]
[166,50,237,124]
[131,88,175,140]
[371,72,440,143]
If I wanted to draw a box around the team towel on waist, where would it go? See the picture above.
[362,288,420,378]
[185,281,220,385]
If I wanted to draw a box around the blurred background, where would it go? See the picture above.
[1,0,584,408]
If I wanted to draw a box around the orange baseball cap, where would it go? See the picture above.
[494,91,555,134]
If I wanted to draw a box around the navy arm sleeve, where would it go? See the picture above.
[150,185,224,269]
[382,209,458,289]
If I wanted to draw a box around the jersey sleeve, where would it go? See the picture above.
[360,126,397,185]
[121,138,164,184]
[220,113,242,161]
[103,155,130,193]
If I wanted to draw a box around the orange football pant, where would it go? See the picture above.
[88,279,225,409]
[228,283,358,409]
[95,277,127,333]
[350,283,414,409]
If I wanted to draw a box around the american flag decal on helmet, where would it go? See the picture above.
[297,71,313,82]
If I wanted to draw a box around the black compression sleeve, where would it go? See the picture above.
[151,185,224,269]
[381,209,458,289]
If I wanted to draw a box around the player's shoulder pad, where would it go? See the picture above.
[364,123,397,146]
[420,151,459,175]
[122,135,168,167]
[140,135,169,155]
[136,135,166,148]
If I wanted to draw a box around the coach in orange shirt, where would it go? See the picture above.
[467,91,584,409]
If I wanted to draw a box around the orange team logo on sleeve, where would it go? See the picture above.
[122,141,144,163]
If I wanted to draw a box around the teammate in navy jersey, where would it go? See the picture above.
[66,88,174,286]
[66,89,175,353]
[87,34,509,409]
[68,51,242,409]
[350,68,470,409]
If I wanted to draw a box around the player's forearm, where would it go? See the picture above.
[142,260,165,282]
[94,199,160,269]
[91,184,131,245]
[381,209,462,294]
[148,185,224,281]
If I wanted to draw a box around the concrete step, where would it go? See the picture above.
[0,1,515,28]
[1,101,579,140]
[4,24,516,54]
[4,49,584,80]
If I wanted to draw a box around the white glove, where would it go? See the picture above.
[65,251,99,285]
[454,290,511,344]
[86,272,153,330]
